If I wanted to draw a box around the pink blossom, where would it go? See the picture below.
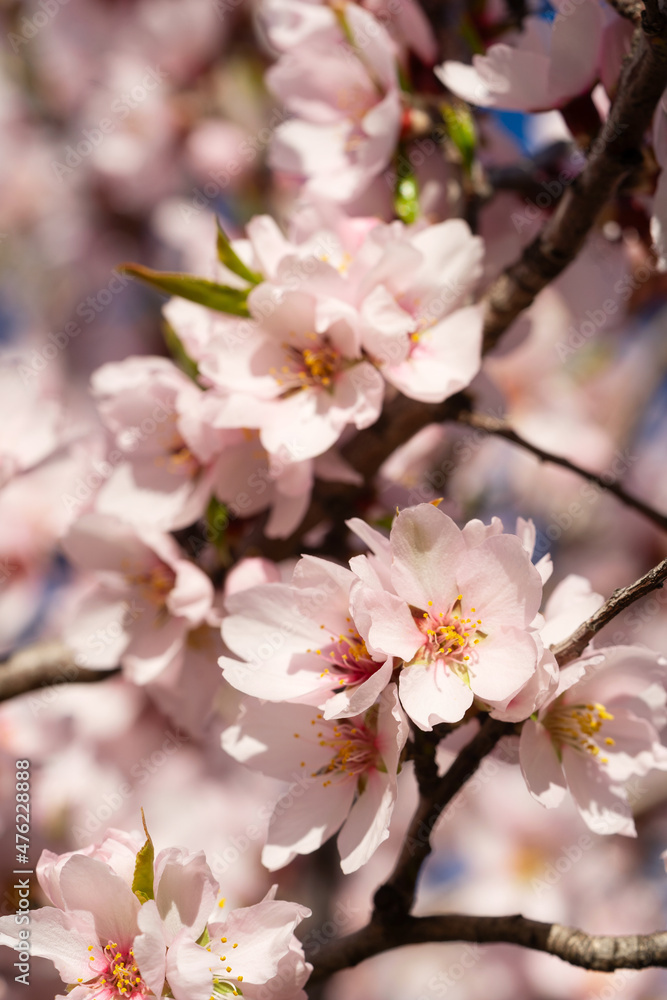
[182,211,483,410]
[0,840,167,999]
[91,356,217,532]
[220,553,392,719]
[0,359,63,487]
[0,827,296,999]
[349,503,549,728]
[520,645,667,835]
[61,513,214,684]
[221,684,409,872]
[261,0,437,64]
[437,0,617,113]
[199,286,385,461]
[266,3,402,201]
[166,887,311,1000]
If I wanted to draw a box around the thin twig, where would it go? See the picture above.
[455,411,667,533]
[551,557,667,665]
[307,913,667,982]
[0,641,119,703]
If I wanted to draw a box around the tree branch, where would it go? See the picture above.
[481,9,667,351]
[551,557,667,665]
[374,716,513,917]
[455,411,667,533]
[307,913,667,983]
[0,641,119,703]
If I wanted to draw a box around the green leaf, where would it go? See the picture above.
[441,100,476,176]
[206,497,231,557]
[131,809,155,904]
[119,263,251,316]
[162,320,199,382]
[196,925,211,947]
[216,219,263,286]
[213,981,243,996]
[394,170,420,225]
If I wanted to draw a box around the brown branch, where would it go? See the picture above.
[455,411,667,533]
[604,0,643,22]
[0,640,119,703]
[374,716,513,917]
[481,10,667,351]
[307,913,667,983]
[551,557,667,665]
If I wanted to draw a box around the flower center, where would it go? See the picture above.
[317,720,379,785]
[543,702,615,763]
[270,337,342,393]
[413,595,486,683]
[154,436,200,478]
[80,942,147,998]
[208,936,244,996]
[308,622,382,687]
[292,713,381,788]
[125,563,175,605]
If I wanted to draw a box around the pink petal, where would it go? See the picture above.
[390,503,465,611]
[338,771,395,873]
[399,661,474,729]
[519,720,567,808]
[561,746,636,837]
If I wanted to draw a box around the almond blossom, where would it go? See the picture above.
[91,356,217,532]
[0,827,310,1000]
[221,684,409,872]
[172,210,484,412]
[61,513,214,684]
[519,577,667,836]
[0,830,168,999]
[166,888,311,1000]
[198,284,385,461]
[266,2,403,202]
[520,645,667,836]
[220,553,392,719]
[261,0,437,65]
[348,503,552,729]
[436,0,629,113]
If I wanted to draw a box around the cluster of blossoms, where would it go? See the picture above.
[0,0,667,1000]
[0,824,311,999]
[218,502,667,866]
